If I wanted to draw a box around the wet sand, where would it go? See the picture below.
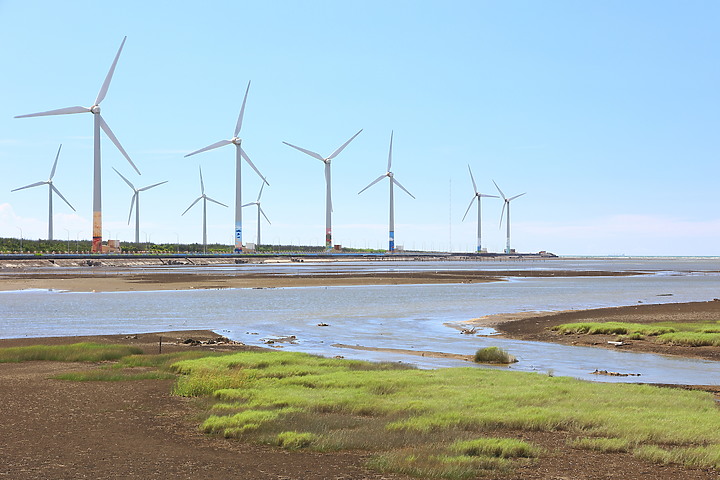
[0,268,638,292]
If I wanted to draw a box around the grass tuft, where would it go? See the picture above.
[569,436,631,453]
[474,346,517,364]
[450,437,539,458]
[275,431,318,449]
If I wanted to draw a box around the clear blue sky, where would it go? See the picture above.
[1,1,718,255]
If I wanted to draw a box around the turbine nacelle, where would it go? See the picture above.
[231,137,242,145]
[90,105,101,114]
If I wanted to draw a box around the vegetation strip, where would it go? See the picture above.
[3,343,719,478]
[552,321,720,347]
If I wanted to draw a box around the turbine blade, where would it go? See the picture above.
[234,80,251,137]
[282,141,325,162]
[392,177,415,199]
[260,207,271,224]
[51,184,75,211]
[241,148,269,185]
[241,202,254,208]
[467,165,477,193]
[128,192,137,224]
[358,175,386,195]
[205,196,228,208]
[509,192,526,202]
[199,166,205,194]
[11,181,46,192]
[184,139,232,157]
[138,180,168,192]
[95,36,127,105]
[327,129,362,160]
[257,182,265,202]
[387,131,393,172]
[98,115,140,174]
[112,167,135,190]
[492,179,506,200]
[49,144,62,179]
[462,196,476,222]
[499,201,507,228]
[182,197,202,215]
[479,193,499,198]
[15,106,91,118]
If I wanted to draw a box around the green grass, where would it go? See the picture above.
[0,343,143,363]
[474,346,517,364]
[169,349,720,477]
[552,320,720,347]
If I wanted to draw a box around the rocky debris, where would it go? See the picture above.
[180,336,243,346]
[591,369,641,377]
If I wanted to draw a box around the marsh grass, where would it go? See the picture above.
[0,343,143,363]
[474,346,517,364]
[170,350,720,477]
[553,320,720,347]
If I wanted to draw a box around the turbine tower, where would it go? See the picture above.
[283,129,362,250]
[358,131,414,252]
[241,182,271,247]
[493,180,526,254]
[462,165,498,253]
[184,81,268,254]
[182,166,228,254]
[11,144,75,241]
[113,168,167,244]
[15,36,139,254]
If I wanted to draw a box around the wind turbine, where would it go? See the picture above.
[11,144,75,241]
[113,168,167,244]
[182,166,228,254]
[358,131,414,252]
[184,81,268,254]
[462,165,498,253]
[283,129,362,250]
[493,180,526,254]
[241,182,271,247]
[15,36,139,254]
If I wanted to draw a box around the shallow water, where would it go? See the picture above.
[1,258,719,384]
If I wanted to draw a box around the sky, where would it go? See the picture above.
[0,1,718,256]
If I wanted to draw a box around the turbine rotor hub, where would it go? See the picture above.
[90,105,101,114]
[232,137,242,145]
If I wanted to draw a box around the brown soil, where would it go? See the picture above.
[1,328,718,479]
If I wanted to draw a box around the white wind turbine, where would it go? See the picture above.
[493,180,526,254]
[462,165,498,253]
[15,36,139,254]
[283,129,362,250]
[184,81,268,254]
[241,182,271,247]
[11,144,75,241]
[358,131,414,252]
[182,166,228,254]
[113,168,167,244]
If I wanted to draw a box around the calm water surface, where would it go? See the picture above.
[1,258,719,384]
